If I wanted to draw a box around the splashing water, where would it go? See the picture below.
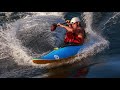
[76,12,109,60]
[0,24,33,66]
[0,12,67,77]
[0,12,65,69]
[0,12,110,77]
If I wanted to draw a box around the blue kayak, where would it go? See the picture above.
[32,45,84,64]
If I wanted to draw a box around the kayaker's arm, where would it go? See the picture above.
[57,23,73,32]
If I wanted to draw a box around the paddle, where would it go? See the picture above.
[50,22,66,31]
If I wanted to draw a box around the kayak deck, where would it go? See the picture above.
[40,46,82,60]
[32,45,84,64]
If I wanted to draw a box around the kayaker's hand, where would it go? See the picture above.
[57,23,62,26]
[65,20,70,23]
[57,23,64,28]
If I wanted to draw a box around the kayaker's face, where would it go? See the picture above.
[72,22,78,29]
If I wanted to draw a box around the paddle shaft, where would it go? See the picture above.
[51,22,66,31]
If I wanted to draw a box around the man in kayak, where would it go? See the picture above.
[57,17,86,46]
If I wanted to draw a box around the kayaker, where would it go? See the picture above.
[57,17,86,46]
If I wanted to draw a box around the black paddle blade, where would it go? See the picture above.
[51,23,57,31]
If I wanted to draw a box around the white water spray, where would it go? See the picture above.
[0,12,66,68]
[76,12,109,60]
[0,12,111,77]
[0,24,33,66]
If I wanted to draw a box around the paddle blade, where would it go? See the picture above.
[51,23,57,31]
